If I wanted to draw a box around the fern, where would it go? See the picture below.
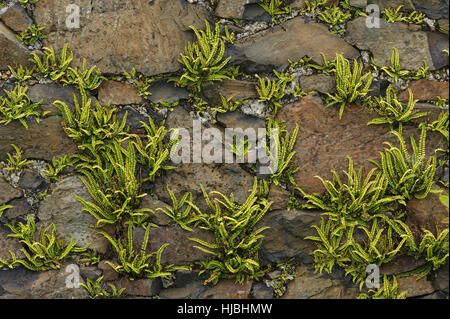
[188,178,271,285]
[367,85,428,127]
[99,223,181,279]
[0,84,48,129]
[4,144,31,172]
[358,275,407,299]
[170,20,236,94]
[326,54,372,119]
[381,48,410,83]
[259,0,292,21]
[370,126,437,201]
[29,44,73,82]
[4,216,88,271]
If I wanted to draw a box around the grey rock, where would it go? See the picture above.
[228,16,359,73]
[252,282,273,299]
[133,226,215,265]
[138,195,172,226]
[18,169,45,190]
[345,17,448,70]
[0,224,25,261]
[0,178,22,204]
[258,209,322,265]
[148,80,189,105]
[215,0,248,19]
[2,197,32,220]
[37,176,110,254]
[435,261,449,294]
[299,74,336,94]
[0,20,33,70]
[216,111,266,132]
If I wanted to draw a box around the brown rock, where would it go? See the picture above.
[0,116,78,162]
[406,187,449,237]
[399,79,449,101]
[0,178,22,204]
[110,277,161,297]
[276,95,447,194]
[215,0,247,19]
[98,80,142,106]
[282,265,358,299]
[0,3,33,32]
[397,276,435,298]
[201,280,253,299]
[267,184,290,211]
[0,20,33,70]
[34,0,210,76]
[258,209,321,264]
[98,260,119,281]
[133,226,215,265]
[299,74,336,94]
[0,224,25,261]
[138,195,172,226]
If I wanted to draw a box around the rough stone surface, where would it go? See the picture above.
[0,21,33,70]
[33,0,210,76]
[0,263,89,298]
[0,3,34,32]
[397,276,436,298]
[18,169,46,190]
[0,224,25,261]
[215,0,248,19]
[299,74,336,94]
[148,80,189,105]
[37,176,110,254]
[154,163,256,213]
[228,16,359,73]
[276,95,447,194]
[0,116,78,162]
[435,261,449,293]
[252,282,274,299]
[27,84,96,116]
[267,184,290,211]
[406,187,449,237]
[380,255,427,275]
[203,79,259,105]
[282,265,358,299]
[0,178,22,204]
[98,80,142,105]
[133,226,215,265]
[2,198,31,220]
[200,280,253,299]
[110,278,162,297]
[399,79,449,101]
[216,111,266,132]
[345,18,449,70]
[258,209,321,264]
